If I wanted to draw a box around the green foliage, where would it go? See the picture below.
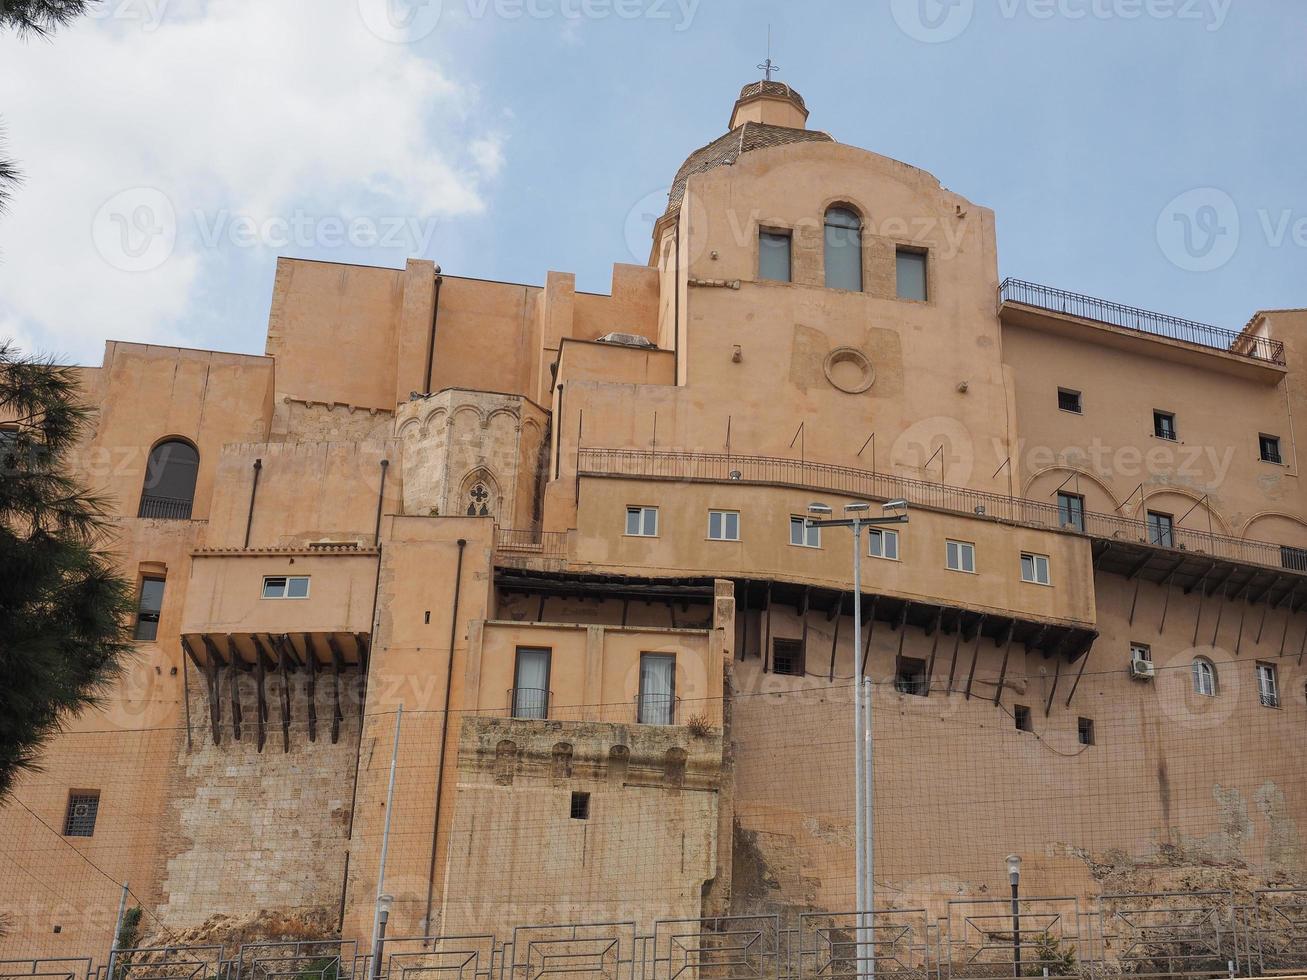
[0,342,135,799]
[0,0,98,38]
[1024,932,1078,977]
[295,957,340,980]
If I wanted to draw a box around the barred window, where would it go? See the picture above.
[63,791,100,837]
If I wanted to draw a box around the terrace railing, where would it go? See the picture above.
[1000,278,1286,365]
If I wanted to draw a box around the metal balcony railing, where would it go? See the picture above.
[494,528,568,559]
[573,448,1300,573]
[137,494,194,520]
[634,693,679,726]
[1000,278,1286,365]
[507,687,551,720]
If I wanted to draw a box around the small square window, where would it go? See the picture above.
[1131,642,1152,663]
[1057,388,1082,414]
[1020,552,1051,585]
[1153,411,1177,441]
[759,230,792,283]
[1077,717,1095,746]
[895,247,928,301]
[1260,435,1282,464]
[790,516,820,549]
[946,539,975,573]
[570,791,590,820]
[1014,705,1033,733]
[63,791,100,837]
[708,510,740,541]
[262,576,310,599]
[772,638,805,677]
[894,657,928,696]
[869,528,899,560]
[626,506,658,537]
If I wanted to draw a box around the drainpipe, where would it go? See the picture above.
[243,458,262,549]
[554,384,564,481]
[374,459,390,546]
[423,537,467,934]
[423,268,443,394]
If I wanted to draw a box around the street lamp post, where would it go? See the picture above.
[1006,854,1023,978]
[807,499,909,980]
[372,893,394,980]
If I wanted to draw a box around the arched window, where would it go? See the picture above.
[139,439,198,519]
[1192,657,1217,697]
[824,206,863,292]
[466,482,492,517]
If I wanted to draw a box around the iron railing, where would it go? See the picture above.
[494,529,569,561]
[507,687,551,720]
[571,448,1298,573]
[64,891,1307,980]
[1000,278,1286,365]
[136,494,194,520]
[634,693,679,726]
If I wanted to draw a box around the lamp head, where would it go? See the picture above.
[845,502,872,513]
[377,893,395,917]
[883,499,909,512]
[1005,853,1022,884]
[807,503,833,516]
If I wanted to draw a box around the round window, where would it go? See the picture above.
[823,347,875,394]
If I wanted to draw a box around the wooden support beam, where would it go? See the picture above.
[1092,541,1112,568]
[964,615,986,700]
[826,596,841,622]
[1064,635,1096,708]
[828,597,842,682]
[1159,573,1176,634]
[1235,600,1248,656]
[993,621,1016,706]
[186,637,222,747]
[1044,654,1063,718]
[302,633,318,743]
[202,633,227,667]
[1250,574,1278,606]
[892,600,909,631]
[273,635,292,752]
[924,608,944,697]
[1128,577,1142,626]
[254,642,267,752]
[1025,624,1050,656]
[763,582,773,673]
[327,635,347,745]
[1124,550,1153,581]
[925,610,941,637]
[896,602,911,663]
[1256,601,1271,644]
[946,613,963,693]
[1279,591,1295,657]
[225,636,243,741]
[1191,586,1206,646]
[1204,563,1238,597]
[860,596,878,677]
[1183,562,1216,596]
[1299,618,1307,667]
[1209,584,1226,647]
[354,632,370,721]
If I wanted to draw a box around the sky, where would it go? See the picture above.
[0,0,1304,365]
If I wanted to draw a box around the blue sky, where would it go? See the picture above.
[1,0,1303,364]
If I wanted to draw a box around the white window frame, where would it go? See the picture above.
[1257,663,1280,708]
[946,539,976,573]
[790,516,820,549]
[1130,643,1152,663]
[1020,552,1051,585]
[625,506,658,538]
[707,510,741,542]
[869,527,899,561]
[1192,657,1217,697]
[262,575,311,600]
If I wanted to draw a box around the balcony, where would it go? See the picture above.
[999,278,1286,367]
[138,493,194,520]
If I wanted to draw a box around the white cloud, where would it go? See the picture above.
[0,0,503,362]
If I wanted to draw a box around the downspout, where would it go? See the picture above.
[673,222,681,385]
[374,459,390,546]
[243,458,262,549]
[423,537,467,934]
[554,384,564,481]
[423,268,443,394]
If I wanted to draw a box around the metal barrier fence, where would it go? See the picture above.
[25,891,1307,980]
[998,278,1286,366]
[561,449,1294,573]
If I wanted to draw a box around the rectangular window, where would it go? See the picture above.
[638,653,676,725]
[772,638,805,677]
[1057,388,1082,414]
[1057,492,1086,533]
[946,539,976,573]
[895,247,928,301]
[262,575,310,599]
[708,510,740,541]
[133,576,165,641]
[758,230,792,283]
[1146,511,1174,548]
[570,791,590,820]
[1020,552,1051,585]
[1077,717,1095,746]
[1257,663,1280,708]
[625,506,658,537]
[894,656,928,697]
[790,516,820,549]
[869,528,899,560]
[512,647,551,719]
[63,791,100,837]
[1261,434,1283,464]
[1014,705,1033,733]
[1130,642,1152,663]
[1153,411,1177,441]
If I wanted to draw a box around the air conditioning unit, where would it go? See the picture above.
[1129,653,1156,681]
